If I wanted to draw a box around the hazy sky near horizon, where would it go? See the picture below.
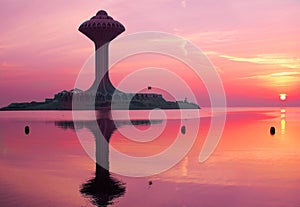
[0,0,299,107]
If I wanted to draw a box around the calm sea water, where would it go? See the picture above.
[0,107,299,207]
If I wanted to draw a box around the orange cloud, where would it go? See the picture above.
[220,54,300,69]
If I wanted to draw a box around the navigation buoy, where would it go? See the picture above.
[25,126,30,135]
[181,126,186,134]
[270,126,275,135]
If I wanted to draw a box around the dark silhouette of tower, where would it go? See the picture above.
[79,10,125,95]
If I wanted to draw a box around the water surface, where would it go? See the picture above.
[0,107,299,206]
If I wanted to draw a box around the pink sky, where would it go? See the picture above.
[0,0,299,107]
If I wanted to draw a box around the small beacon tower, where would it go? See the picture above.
[79,10,125,95]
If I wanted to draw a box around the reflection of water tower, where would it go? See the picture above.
[55,115,126,207]
[55,112,160,206]
[80,117,125,207]
[79,10,125,95]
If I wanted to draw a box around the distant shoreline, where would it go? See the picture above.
[0,87,200,111]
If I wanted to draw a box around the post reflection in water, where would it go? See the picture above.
[55,110,161,207]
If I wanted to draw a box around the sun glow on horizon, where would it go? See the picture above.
[280,93,287,101]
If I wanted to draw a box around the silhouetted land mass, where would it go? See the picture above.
[0,88,199,110]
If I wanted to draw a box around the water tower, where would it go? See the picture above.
[79,10,125,95]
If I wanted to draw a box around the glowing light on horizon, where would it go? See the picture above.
[280,94,287,101]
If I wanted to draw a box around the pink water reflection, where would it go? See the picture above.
[0,107,299,206]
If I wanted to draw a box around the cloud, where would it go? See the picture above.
[239,71,300,79]
[181,0,187,8]
[271,71,300,77]
[185,31,237,44]
[237,71,300,87]
[203,51,219,56]
[0,61,23,69]
[220,54,300,69]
